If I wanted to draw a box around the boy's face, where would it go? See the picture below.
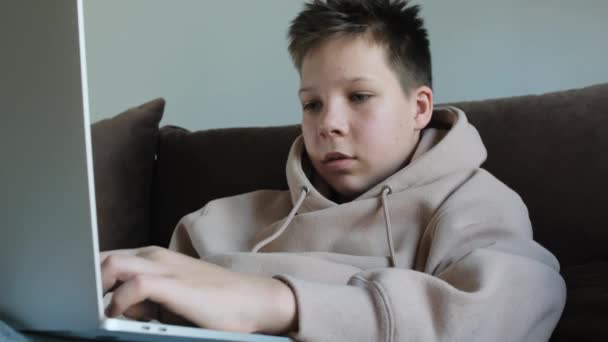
[298,37,432,200]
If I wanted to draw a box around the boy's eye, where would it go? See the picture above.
[350,93,371,103]
[303,101,322,112]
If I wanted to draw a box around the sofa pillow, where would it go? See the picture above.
[150,125,301,247]
[91,98,165,251]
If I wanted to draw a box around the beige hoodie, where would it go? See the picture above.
[170,107,566,342]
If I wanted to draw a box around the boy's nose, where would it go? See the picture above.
[319,103,349,138]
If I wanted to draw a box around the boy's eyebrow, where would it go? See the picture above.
[298,86,314,96]
[298,76,374,96]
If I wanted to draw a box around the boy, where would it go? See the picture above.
[101,0,566,340]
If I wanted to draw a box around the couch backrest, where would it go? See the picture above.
[455,84,608,268]
[151,125,301,247]
[150,83,608,268]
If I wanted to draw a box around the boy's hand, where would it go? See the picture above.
[100,246,297,335]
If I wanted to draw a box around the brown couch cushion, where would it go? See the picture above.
[448,83,608,268]
[92,98,165,251]
[551,261,608,342]
[150,125,300,247]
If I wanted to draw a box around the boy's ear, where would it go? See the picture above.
[413,86,433,130]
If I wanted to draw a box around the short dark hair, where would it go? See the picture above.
[287,0,432,92]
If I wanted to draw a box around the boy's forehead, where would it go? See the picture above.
[303,36,382,65]
[298,38,395,92]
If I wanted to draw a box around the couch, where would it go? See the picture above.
[91,83,608,341]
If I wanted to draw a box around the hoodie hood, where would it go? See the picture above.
[285,106,487,213]
[250,106,488,267]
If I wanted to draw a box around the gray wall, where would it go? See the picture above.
[422,0,608,104]
[84,0,608,129]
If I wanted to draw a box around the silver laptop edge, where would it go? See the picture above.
[78,0,106,324]
[1,0,103,331]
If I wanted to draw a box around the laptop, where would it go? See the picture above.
[0,1,291,341]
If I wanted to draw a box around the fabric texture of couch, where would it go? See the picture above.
[92,83,608,341]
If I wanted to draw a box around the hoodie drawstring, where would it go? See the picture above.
[252,185,398,267]
[251,186,310,253]
[381,185,398,268]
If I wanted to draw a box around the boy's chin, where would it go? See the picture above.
[328,179,372,202]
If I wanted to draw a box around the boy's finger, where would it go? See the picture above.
[101,246,172,265]
[101,254,170,293]
[122,300,160,322]
[106,274,172,319]
[99,248,138,264]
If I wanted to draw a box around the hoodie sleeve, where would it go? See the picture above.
[274,173,566,342]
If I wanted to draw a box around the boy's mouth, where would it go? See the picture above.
[322,152,354,163]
